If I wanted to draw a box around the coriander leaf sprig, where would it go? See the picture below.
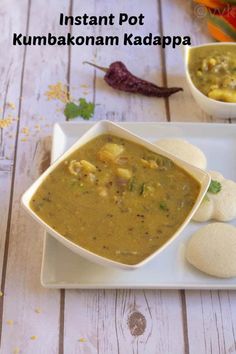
[208,180,222,194]
[45,82,95,120]
[64,98,95,120]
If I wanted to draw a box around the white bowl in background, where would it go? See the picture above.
[21,120,210,270]
[184,42,236,119]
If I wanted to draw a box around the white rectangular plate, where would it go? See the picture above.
[41,122,236,289]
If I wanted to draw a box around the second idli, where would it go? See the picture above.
[186,223,236,278]
[155,138,207,169]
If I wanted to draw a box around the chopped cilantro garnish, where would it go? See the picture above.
[159,201,169,211]
[64,98,95,120]
[208,180,222,194]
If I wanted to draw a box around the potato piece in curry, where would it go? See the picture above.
[30,134,200,265]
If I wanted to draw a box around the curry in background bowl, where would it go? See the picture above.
[189,44,236,103]
[184,43,236,118]
[21,121,210,270]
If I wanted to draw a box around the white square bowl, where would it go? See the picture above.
[21,120,210,270]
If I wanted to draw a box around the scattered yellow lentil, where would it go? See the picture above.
[0,291,3,297]
[56,108,64,113]
[45,82,70,103]
[78,338,87,343]
[80,84,89,89]
[0,117,13,129]
[21,127,29,135]
[21,138,28,142]
[6,320,14,326]
[30,335,37,340]
[13,348,20,354]
[7,102,16,110]
[34,308,41,314]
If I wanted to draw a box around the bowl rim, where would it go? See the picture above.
[184,42,236,107]
[21,120,211,270]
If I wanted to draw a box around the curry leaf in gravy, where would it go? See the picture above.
[128,177,136,191]
[140,183,146,195]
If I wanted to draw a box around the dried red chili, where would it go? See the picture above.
[84,61,183,98]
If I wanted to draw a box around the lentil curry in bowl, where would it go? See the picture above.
[22,121,210,269]
[30,134,200,265]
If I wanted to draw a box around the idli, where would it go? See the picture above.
[186,223,236,278]
[155,138,207,169]
[193,171,236,222]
